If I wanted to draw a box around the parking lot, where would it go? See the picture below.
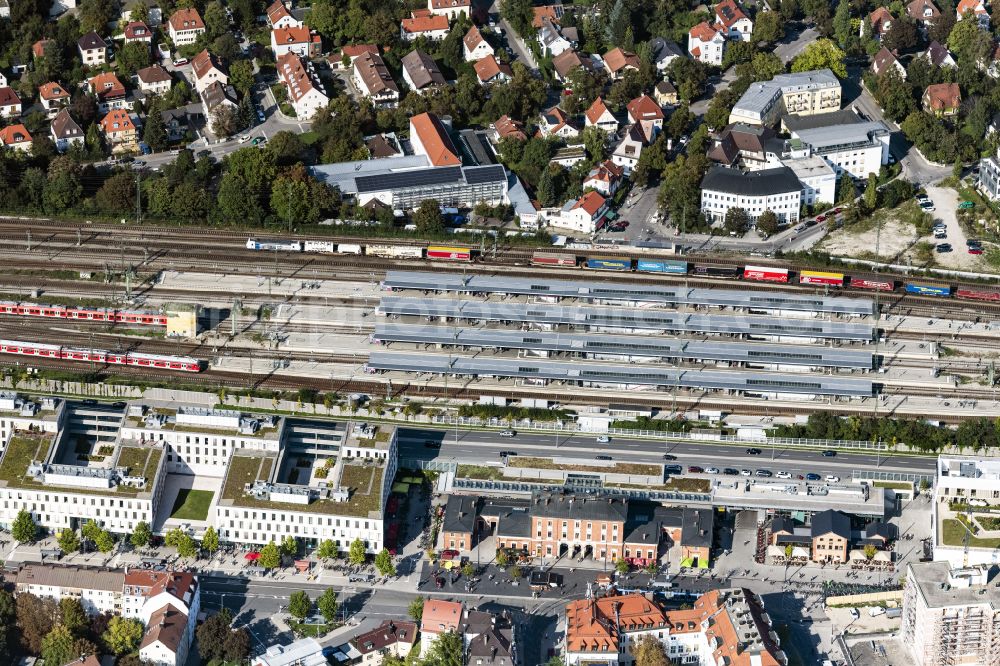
[921,185,984,269]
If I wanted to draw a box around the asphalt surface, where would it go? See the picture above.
[398,427,935,479]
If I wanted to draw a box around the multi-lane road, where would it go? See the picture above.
[397,427,936,480]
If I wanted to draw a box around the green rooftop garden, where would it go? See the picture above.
[0,434,54,485]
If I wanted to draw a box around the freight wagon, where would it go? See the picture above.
[366,245,424,259]
[585,257,632,271]
[637,259,688,274]
[743,265,789,283]
[692,264,741,279]
[426,246,472,261]
[849,278,895,292]
[956,288,1000,302]
[337,243,363,254]
[532,252,577,267]
[905,283,951,297]
[799,270,845,287]
[303,240,337,253]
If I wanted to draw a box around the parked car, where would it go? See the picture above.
[775,471,792,479]
[805,473,821,481]
[172,58,189,66]
[755,469,772,477]
[723,468,740,476]
[936,243,952,253]
[705,467,720,474]
[665,465,683,475]
[740,469,752,476]
[825,475,841,483]
[687,466,704,474]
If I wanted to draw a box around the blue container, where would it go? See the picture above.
[586,257,631,271]
[637,259,688,274]
[905,283,951,296]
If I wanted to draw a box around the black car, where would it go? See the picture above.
[746,448,762,455]
[664,465,683,475]
[499,450,518,458]
[196,149,211,158]
[662,454,677,460]
[821,450,836,457]
[805,473,821,481]
[722,468,740,475]
[595,455,612,460]
[755,469,772,477]
[424,441,441,449]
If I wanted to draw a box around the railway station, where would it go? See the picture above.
[377,296,877,342]
[381,270,876,316]
[365,351,876,398]
[372,323,877,371]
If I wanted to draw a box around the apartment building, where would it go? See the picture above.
[168,8,205,46]
[688,21,725,65]
[277,52,329,119]
[15,564,124,615]
[700,165,802,225]
[729,69,841,126]
[351,620,418,666]
[191,50,228,94]
[427,0,469,19]
[901,562,1000,666]
[270,25,322,58]
[353,51,400,108]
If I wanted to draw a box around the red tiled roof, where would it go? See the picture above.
[689,21,718,42]
[464,25,487,52]
[957,0,987,15]
[924,82,961,110]
[714,0,749,29]
[410,112,461,166]
[39,82,69,100]
[402,13,449,34]
[573,191,607,216]
[604,47,640,73]
[0,124,31,146]
[0,86,20,107]
[474,55,511,82]
[626,94,664,122]
[532,5,562,28]
[169,8,205,32]
[88,72,126,100]
[431,0,470,8]
[868,6,893,33]
[421,599,463,635]
[273,25,313,45]
[267,0,294,24]
[32,39,53,59]
[124,21,152,39]
[494,115,527,141]
[585,97,612,125]
[99,109,135,133]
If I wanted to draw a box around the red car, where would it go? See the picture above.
[815,215,826,222]
[969,248,984,255]
[687,466,704,473]
[833,208,842,214]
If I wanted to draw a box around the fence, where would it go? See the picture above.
[399,458,456,473]
[853,470,932,485]
[451,477,712,503]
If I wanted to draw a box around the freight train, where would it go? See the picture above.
[245,239,472,262]
[0,302,167,326]
[0,340,202,372]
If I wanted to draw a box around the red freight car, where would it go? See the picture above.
[743,265,789,283]
[850,278,895,291]
[956,288,1000,302]
[532,251,577,267]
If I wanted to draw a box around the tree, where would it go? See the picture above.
[57,528,80,554]
[835,172,855,204]
[143,108,168,152]
[197,610,233,662]
[349,538,367,565]
[223,628,251,661]
[615,558,630,575]
[757,209,779,236]
[724,207,749,235]
[791,39,847,78]
[752,11,784,43]
[281,535,298,558]
[17,594,57,655]
[41,625,75,666]
[229,60,255,96]
[375,548,396,576]
[633,635,669,666]
[59,597,88,636]
[79,0,116,35]
[833,0,854,50]
[424,631,463,666]
[461,563,475,578]
[509,565,522,579]
[288,590,312,621]
[165,528,198,558]
[94,171,136,213]
[317,539,338,560]
[117,41,151,77]
[412,199,445,235]
[537,165,558,207]
[884,17,919,53]
[658,153,708,230]
[131,521,152,548]
[0,589,14,663]
[267,131,304,166]
[863,174,879,210]
[408,596,425,622]
[12,509,36,543]
[204,0,229,38]
[259,541,281,569]
[495,549,509,567]
[668,58,708,101]
[202,526,219,553]
[929,7,956,43]
[606,0,630,47]
[317,588,339,623]
[103,615,144,655]
[211,105,242,138]
[270,177,311,229]
[873,67,916,123]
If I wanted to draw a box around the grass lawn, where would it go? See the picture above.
[942,518,1000,548]
[170,488,215,521]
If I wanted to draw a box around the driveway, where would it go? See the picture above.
[487,0,538,69]
[773,26,818,64]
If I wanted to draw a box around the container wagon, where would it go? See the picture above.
[426,246,472,261]
[956,288,1000,302]
[849,278,895,292]
[692,264,741,279]
[799,270,845,287]
[906,283,951,297]
[585,257,632,271]
[337,244,363,255]
[637,259,688,274]
[743,265,789,283]
[303,240,337,253]
[367,245,424,259]
[532,252,577,267]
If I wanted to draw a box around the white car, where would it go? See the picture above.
[775,471,792,479]
[825,475,841,483]
[740,469,752,477]
[596,435,610,444]
[705,467,720,474]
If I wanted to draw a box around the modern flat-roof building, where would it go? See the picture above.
[932,455,1000,565]
[700,165,802,224]
[729,69,841,126]
[790,121,891,179]
[901,562,1000,666]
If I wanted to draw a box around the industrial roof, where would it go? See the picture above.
[382,270,875,315]
[373,323,875,368]
[352,164,505,194]
[366,351,875,396]
[791,121,891,150]
[377,297,876,340]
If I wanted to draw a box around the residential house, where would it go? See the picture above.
[538,19,571,57]
[62,656,101,666]
[464,26,493,62]
[123,21,153,48]
[351,620,419,666]
[88,72,128,113]
[553,191,608,233]
[0,72,5,87]
[402,50,446,93]
[266,0,301,29]
[626,94,664,143]
[924,40,957,68]
[14,565,123,614]
[427,0,469,20]
[137,64,172,95]
[0,0,8,18]
[492,115,527,142]
[603,47,640,79]
[707,123,784,171]
[473,56,512,85]
[584,97,618,133]
[811,509,851,564]
[872,47,906,78]
[161,107,191,141]
[51,108,85,152]
[277,52,329,119]
[612,123,645,172]
[122,0,163,27]
[253,638,327,666]
[330,44,378,69]
[191,50,228,94]
[0,86,18,118]
[538,106,578,139]
[270,25,321,58]
[714,0,753,41]
[400,10,449,41]
[168,8,205,46]
[32,39,53,60]
[923,82,961,115]
[700,165,802,224]
[583,159,625,195]
[863,7,893,40]
[461,609,517,666]
[0,124,32,152]
[906,0,940,29]
[139,604,190,666]
[409,112,461,166]
[532,4,563,28]
[38,82,70,112]
[956,0,990,27]
[420,600,464,654]
[654,80,678,106]
[650,37,684,72]
[688,21,725,65]
[78,31,107,66]
[99,109,138,152]
[552,49,584,82]
[201,80,238,114]
[353,51,400,108]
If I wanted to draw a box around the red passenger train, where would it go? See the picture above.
[0,302,167,326]
[0,340,202,372]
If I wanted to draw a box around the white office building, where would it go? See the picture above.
[785,155,837,206]
[700,165,802,225]
[932,455,1000,566]
[790,121,891,179]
